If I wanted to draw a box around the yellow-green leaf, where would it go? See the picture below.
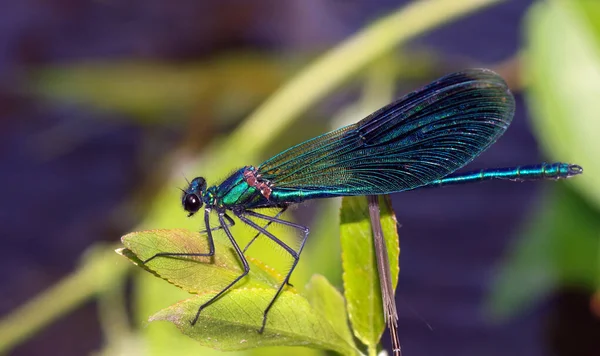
[305,275,355,349]
[120,229,282,294]
[340,196,399,352]
[150,288,360,355]
[119,229,361,355]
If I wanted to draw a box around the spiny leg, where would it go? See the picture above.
[235,209,309,333]
[241,207,294,287]
[242,207,288,253]
[199,213,235,234]
[143,209,219,264]
[190,211,250,325]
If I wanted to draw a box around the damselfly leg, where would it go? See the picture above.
[143,209,223,264]
[235,209,309,333]
[198,213,235,234]
[190,210,250,325]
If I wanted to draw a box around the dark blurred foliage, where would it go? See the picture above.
[545,289,600,356]
[1,1,598,356]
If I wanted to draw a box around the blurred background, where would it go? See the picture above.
[1,0,599,355]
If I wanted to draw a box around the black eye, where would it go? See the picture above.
[183,194,202,214]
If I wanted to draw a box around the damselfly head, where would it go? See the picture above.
[182,177,206,216]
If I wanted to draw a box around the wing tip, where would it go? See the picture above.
[452,68,509,87]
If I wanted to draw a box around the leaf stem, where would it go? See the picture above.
[368,345,378,356]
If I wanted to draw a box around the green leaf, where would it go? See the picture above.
[525,0,600,210]
[149,288,359,355]
[120,229,282,294]
[487,184,600,320]
[305,275,355,349]
[120,230,359,355]
[303,199,343,288]
[340,196,399,352]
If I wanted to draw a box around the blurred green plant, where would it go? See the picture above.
[30,56,289,124]
[525,0,600,210]
[488,0,600,320]
[488,184,600,320]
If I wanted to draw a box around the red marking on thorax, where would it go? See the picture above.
[243,167,273,199]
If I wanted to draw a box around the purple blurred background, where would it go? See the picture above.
[1,1,598,355]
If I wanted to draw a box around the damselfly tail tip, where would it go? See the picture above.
[568,164,583,177]
[388,316,402,356]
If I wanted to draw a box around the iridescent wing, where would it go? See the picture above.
[257,69,515,195]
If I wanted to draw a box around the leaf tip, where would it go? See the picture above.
[149,308,180,325]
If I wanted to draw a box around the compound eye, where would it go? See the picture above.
[183,194,202,214]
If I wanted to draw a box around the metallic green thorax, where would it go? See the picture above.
[205,167,271,209]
